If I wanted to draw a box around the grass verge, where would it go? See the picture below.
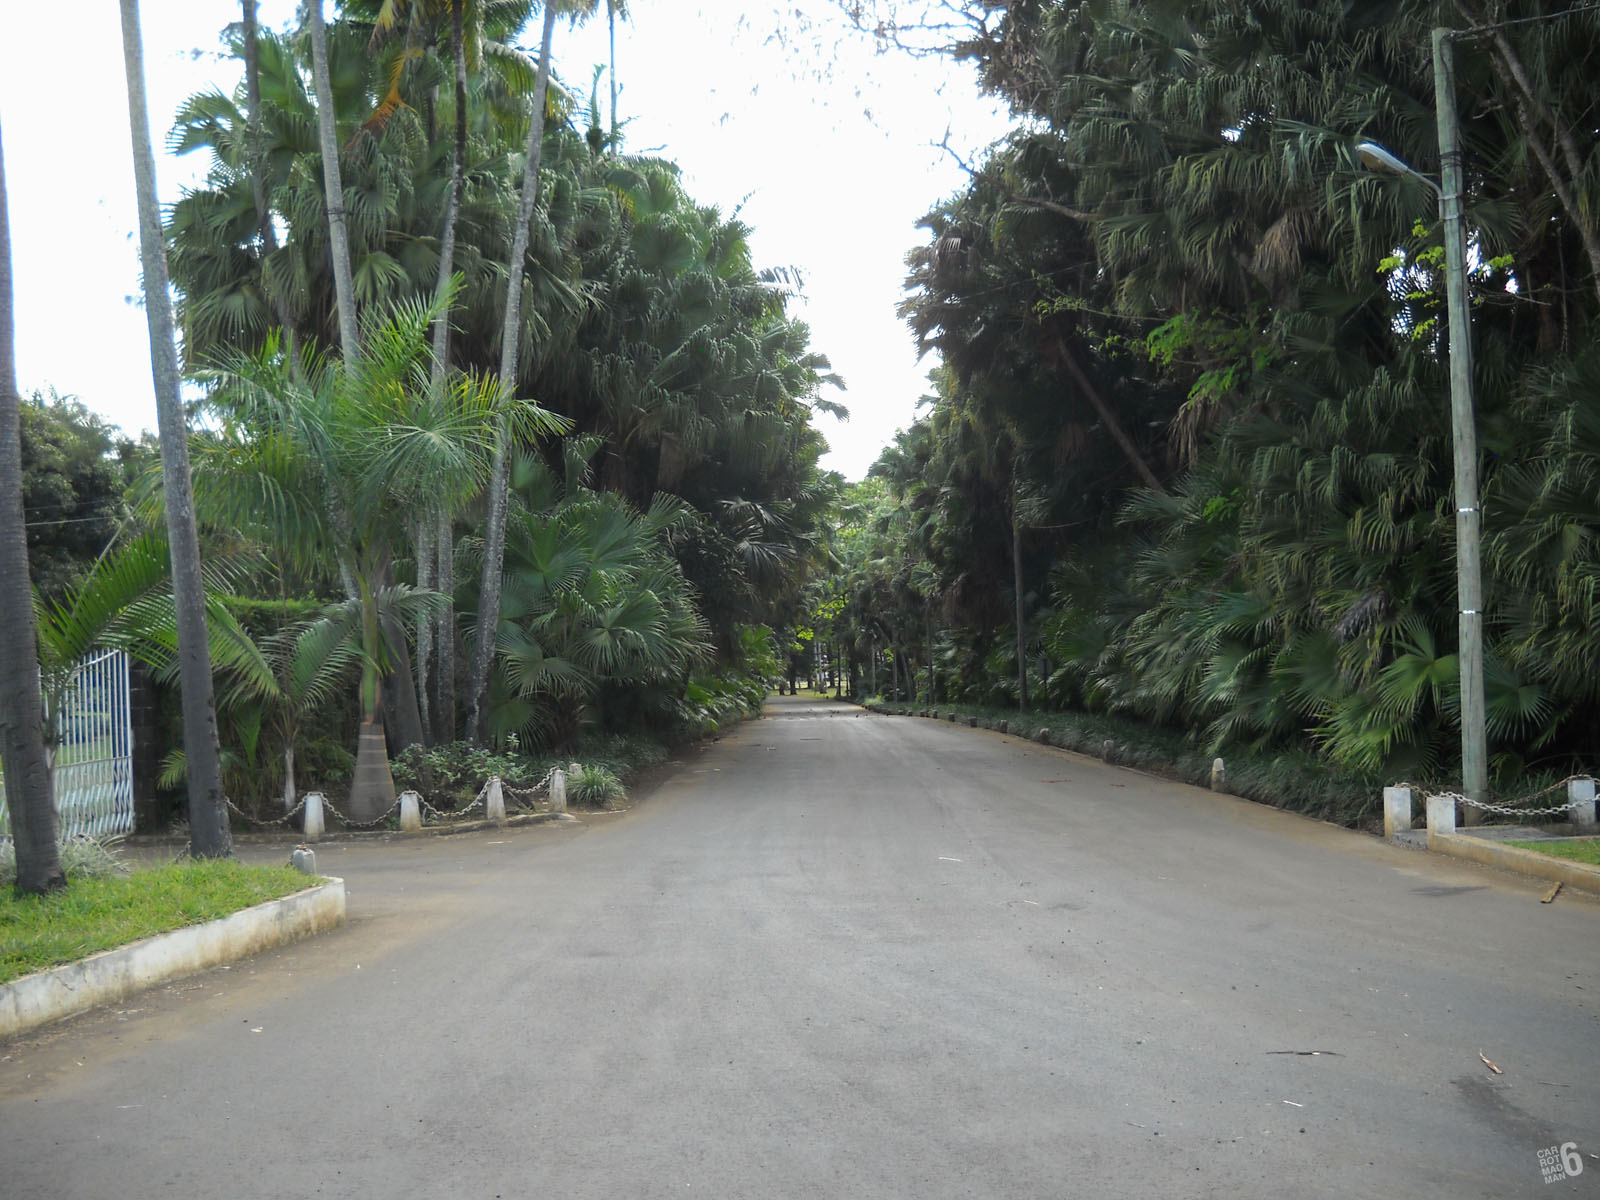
[1507,838,1600,867]
[1,860,314,986]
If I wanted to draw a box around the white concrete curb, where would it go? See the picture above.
[1426,834,1600,895]
[0,877,346,1040]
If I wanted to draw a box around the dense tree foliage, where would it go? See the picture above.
[832,0,1600,791]
[17,392,149,603]
[145,1,839,808]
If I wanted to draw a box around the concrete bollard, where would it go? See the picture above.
[1425,793,1457,839]
[968,716,978,727]
[549,769,567,814]
[997,720,1008,734]
[1570,778,1597,833]
[398,790,422,833]
[303,792,325,842]
[1102,739,1116,762]
[949,712,958,723]
[1035,728,1052,745]
[1211,757,1227,792]
[1383,786,1414,840]
[485,776,506,825]
[290,846,317,875]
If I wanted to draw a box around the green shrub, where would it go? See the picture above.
[568,764,626,808]
[390,742,546,808]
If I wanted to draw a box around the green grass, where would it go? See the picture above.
[1,861,314,986]
[1508,838,1600,867]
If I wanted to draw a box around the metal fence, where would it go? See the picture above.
[0,649,136,839]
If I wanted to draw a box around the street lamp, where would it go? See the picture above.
[1356,25,1488,810]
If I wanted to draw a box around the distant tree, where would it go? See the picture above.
[18,391,126,601]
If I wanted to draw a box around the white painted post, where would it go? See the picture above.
[398,790,422,833]
[1211,757,1227,793]
[303,792,325,842]
[550,769,567,814]
[485,776,506,825]
[1425,793,1457,839]
[1383,786,1414,841]
[1569,778,1597,833]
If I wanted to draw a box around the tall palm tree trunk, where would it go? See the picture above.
[309,0,360,360]
[242,0,298,371]
[348,572,396,822]
[414,512,435,742]
[429,2,468,372]
[466,3,557,746]
[120,0,231,859]
[0,125,66,895]
[607,0,617,142]
[1012,481,1029,712]
[310,0,396,819]
[423,3,470,742]
[435,520,456,738]
[1052,334,1165,494]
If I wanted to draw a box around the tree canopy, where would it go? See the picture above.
[827,0,1600,791]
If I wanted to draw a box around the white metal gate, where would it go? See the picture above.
[0,648,136,839]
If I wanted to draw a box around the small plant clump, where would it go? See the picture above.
[568,764,626,808]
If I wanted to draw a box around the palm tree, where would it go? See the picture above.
[0,122,66,895]
[208,597,399,811]
[605,0,626,143]
[195,299,563,818]
[119,0,232,859]
[308,0,362,361]
[29,527,271,770]
[481,442,708,748]
[468,0,600,744]
[363,0,541,742]
[240,0,299,367]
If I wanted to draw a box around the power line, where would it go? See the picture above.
[23,514,116,530]
[1453,2,1600,38]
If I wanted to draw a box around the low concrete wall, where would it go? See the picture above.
[0,877,345,1040]
[1427,833,1600,895]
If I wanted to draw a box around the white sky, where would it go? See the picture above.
[0,3,1006,481]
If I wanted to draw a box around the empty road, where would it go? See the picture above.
[3,694,1596,1198]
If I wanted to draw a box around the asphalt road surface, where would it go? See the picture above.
[3,694,1597,1198]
